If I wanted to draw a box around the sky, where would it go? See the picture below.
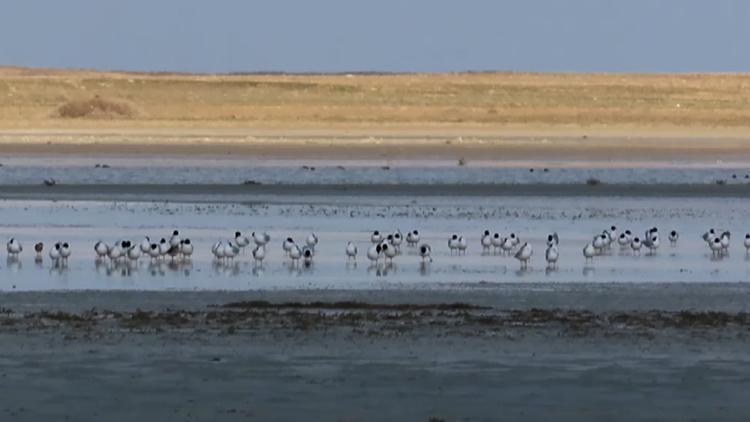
[1,0,748,73]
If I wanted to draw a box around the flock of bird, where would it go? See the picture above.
[5,226,750,270]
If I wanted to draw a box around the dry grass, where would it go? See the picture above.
[2,66,750,129]
[57,95,136,119]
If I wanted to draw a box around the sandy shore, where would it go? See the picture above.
[3,128,750,163]
[2,286,750,421]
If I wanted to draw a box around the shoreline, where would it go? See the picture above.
[0,183,747,202]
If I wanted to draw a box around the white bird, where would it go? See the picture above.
[127,244,141,261]
[481,230,492,252]
[235,232,250,249]
[546,232,559,247]
[212,241,226,261]
[491,233,503,253]
[593,234,607,253]
[744,234,750,252]
[669,230,679,245]
[282,237,295,256]
[158,238,170,258]
[301,246,314,265]
[501,236,515,254]
[345,242,358,260]
[702,229,716,244]
[419,244,432,263]
[34,242,43,259]
[49,242,61,262]
[510,233,520,246]
[583,243,596,262]
[608,226,618,244]
[306,233,319,251]
[6,238,22,257]
[720,231,731,253]
[406,230,420,247]
[545,244,559,268]
[252,245,265,264]
[371,231,383,244]
[289,244,302,264]
[169,230,181,248]
[59,242,71,263]
[94,241,109,259]
[457,236,468,255]
[108,242,123,261]
[643,233,660,254]
[180,239,194,258]
[382,242,397,263]
[514,242,533,268]
[709,237,723,256]
[391,230,403,251]
[631,236,642,254]
[448,234,459,254]
[367,244,381,263]
[617,232,630,248]
[139,237,151,255]
[253,231,271,247]
[223,241,239,261]
[148,243,161,261]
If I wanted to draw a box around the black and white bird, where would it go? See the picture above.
[481,230,492,253]
[583,242,596,262]
[345,242,358,261]
[545,244,559,268]
[669,230,679,245]
[6,238,22,257]
[406,230,420,247]
[514,242,533,268]
[419,244,432,263]
[546,232,559,247]
[252,245,265,264]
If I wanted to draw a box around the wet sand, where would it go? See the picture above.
[2,288,750,421]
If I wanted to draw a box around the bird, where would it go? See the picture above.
[301,246,314,265]
[148,243,161,261]
[669,230,679,245]
[211,241,225,261]
[593,234,607,253]
[481,230,492,252]
[617,232,630,248]
[34,242,44,259]
[419,244,432,263]
[223,241,239,261]
[235,232,250,249]
[139,237,151,255]
[127,244,141,261]
[491,233,503,253]
[180,239,194,258]
[643,232,660,254]
[168,230,181,248]
[367,243,381,263]
[252,231,271,247]
[448,234,459,254]
[546,232,559,247]
[720,231,731,253]
[745,234,750,252]
[59,242,71,263]
[391,231,403,252]
[252,245,265,264]
[306,233,319,251]
[406,230,420,247]
[382,242,397,263]
[501,236,515,255]
[545,244,559,268]
[108,242,123,262]
[345,242,358,261]
[49,242,61,262]
[158,238,170,258]
[371,231,383,244]
[702,229,716,244]
[282,237,295,256]
[289,244,302,265]
[514,243,532,268]
[583,243,596,262]
[631,236,642,254]
[6,238,22,257]
[457,236,468,255]
[709,236,723,256]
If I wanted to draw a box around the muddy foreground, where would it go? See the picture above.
[1,288,749,421]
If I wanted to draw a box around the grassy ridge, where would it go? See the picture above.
[2,66,750,129]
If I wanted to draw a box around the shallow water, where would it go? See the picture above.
[2,195,750,291]
[2,154,750,185]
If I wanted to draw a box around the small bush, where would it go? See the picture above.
[57,95,136,119]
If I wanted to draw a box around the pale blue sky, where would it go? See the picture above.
[2,0,748,72]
